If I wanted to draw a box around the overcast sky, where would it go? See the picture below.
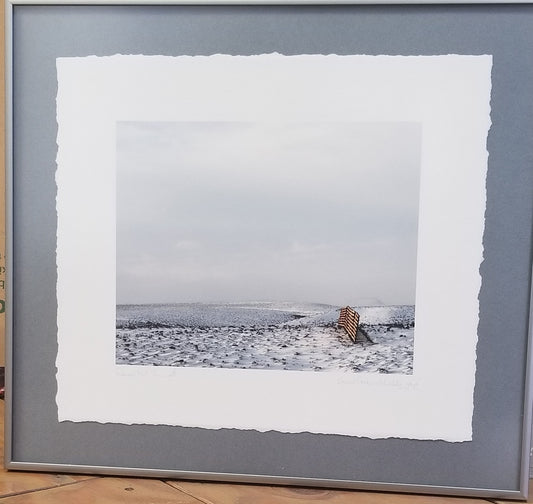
[116,121,421,306]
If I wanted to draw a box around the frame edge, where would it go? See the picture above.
[4,0,13,472]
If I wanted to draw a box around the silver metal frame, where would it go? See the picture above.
[4,0,533,499]
[4,0,14,484]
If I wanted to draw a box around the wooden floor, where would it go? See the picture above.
[0,399,530,504]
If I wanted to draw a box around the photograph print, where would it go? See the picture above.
[116,121,421,375]
[55,53,490,438]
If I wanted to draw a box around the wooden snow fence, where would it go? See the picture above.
[338,306,360,343]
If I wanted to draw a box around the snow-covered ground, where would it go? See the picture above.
[116,302,414,374]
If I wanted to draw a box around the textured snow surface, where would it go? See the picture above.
[116,303,414,374]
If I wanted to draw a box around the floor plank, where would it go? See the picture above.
[0,472,98,500]
[168,480,492,504]
[0,477,201,503]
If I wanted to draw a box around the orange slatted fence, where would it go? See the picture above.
[338,306,360,343]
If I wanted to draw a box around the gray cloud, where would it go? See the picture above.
[117,121,421,306]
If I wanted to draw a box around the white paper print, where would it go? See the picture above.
[55,53,492,441]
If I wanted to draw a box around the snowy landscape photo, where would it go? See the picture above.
[116,121,420,375]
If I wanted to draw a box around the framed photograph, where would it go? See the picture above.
[5,0,533,499]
